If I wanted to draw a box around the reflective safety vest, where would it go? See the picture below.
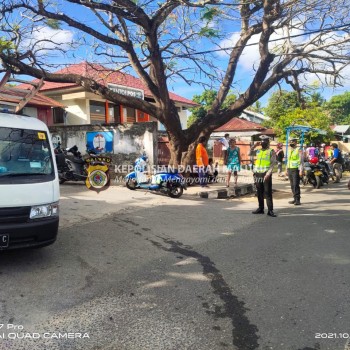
[287,148,300,169]
[254,149,272,173]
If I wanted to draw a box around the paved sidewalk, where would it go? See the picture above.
[184,172,292,199]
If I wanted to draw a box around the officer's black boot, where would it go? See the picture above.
[294,198,301,205]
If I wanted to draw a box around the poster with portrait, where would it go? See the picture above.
[86,131,113,154]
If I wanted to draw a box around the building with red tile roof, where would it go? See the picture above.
[19,62,197,127]
[215,117,266,132]
[0,86,65,125]
[214,117,275,138]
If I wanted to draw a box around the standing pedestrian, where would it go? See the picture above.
[225,138,241,187]
[286,138,303,205]
[251,135,277,217]
[325,144,333,159]
[306,143,316,160]
[319,143,326,158]
[275,143,284,177]
[196,136,209,188]
[329,143,342,182]
[218,133,230,164]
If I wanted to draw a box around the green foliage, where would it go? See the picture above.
[246,101,263,113]
[263,90,333,142]
[198,7,220,38]
[187,90,236,127]
[200,7,220,21]
[309,92,325,106]
[0,37,14,52]
[324,91,350,124]
[198,27,219,38]
[272,107,333,142]
[45,19,61,30]
[263,90,326,128]
[263,90,301,122]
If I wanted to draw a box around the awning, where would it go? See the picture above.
[333,125,350,134]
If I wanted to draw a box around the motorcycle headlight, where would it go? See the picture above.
[30,202,59,219]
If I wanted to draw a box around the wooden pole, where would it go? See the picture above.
[105,100,109,124]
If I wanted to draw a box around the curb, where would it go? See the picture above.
[196,183,255,199]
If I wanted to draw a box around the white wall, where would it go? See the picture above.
[51,123,157,166]
[64,99,89,125]
[113,127,155,164]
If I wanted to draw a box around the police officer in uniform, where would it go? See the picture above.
[251,135,277,217]
[285,137,303,205]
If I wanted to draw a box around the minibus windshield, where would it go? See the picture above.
[0,127,55,184]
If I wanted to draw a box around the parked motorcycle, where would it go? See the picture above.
[55,144,111,190]
[125,158,186,198]
[303,157,330,189]
[343,152,350,172]
[319,156,343,183]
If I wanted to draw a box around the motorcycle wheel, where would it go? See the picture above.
[168,183,183,198]
[315,175,322,189]
[126,178,137,190]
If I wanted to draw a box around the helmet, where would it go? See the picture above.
[310,157,318,165]
[277,143,283,148]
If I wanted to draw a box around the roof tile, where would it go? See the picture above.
[0,87,65,108]
[19,62,197,106]
[215,117,266,132]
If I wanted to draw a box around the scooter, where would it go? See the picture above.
[55,144,111,190]
[303,158,329,189]
[125,160,186,198]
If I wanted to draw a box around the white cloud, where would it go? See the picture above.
[22,26,74,53]
[218,24,305,72]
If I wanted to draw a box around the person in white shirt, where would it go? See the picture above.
[218,133,230,163]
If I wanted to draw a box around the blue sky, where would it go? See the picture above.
[1,1,349,108]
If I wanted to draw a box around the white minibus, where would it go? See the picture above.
[0,112,59,249]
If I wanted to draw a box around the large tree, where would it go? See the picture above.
[1,0,350,166]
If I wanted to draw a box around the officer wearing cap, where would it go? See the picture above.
[285,137,303,205]
[251,135,277,217]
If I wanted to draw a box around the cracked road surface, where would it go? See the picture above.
[1,181,350,350]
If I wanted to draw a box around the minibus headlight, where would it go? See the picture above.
[30,202,59,219]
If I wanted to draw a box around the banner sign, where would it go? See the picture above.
[108,84,144,100]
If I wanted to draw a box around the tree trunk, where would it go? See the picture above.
[168,131,212,170]
[181,142,196,169]
[167,133,187,167]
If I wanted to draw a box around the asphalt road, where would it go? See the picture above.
[1,178,350,350]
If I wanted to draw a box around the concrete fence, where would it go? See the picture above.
[49,122,158,176]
